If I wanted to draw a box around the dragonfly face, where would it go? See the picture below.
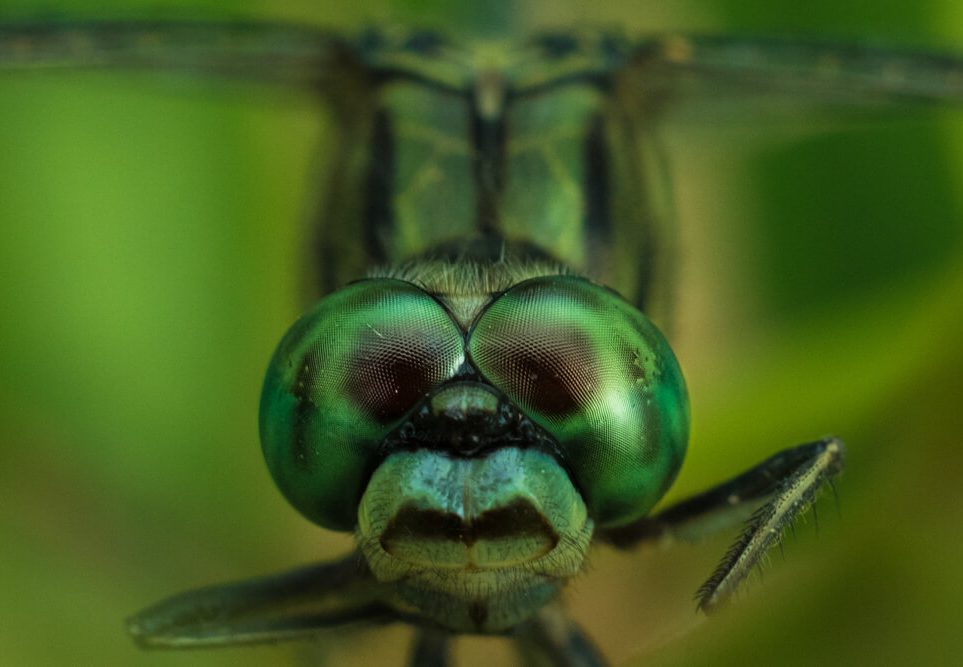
[261,273,688,630]
[3,14,962,667]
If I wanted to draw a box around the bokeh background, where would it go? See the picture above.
[1,1,961,666]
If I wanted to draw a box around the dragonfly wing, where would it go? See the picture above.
[0,20,357,90]
[622,34,963,123]
[127,554,400,648]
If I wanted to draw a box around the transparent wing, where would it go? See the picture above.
[624,34,963,119]
[0,20,357,89]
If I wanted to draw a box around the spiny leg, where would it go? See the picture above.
[127,552,403,648]
[599,437,845,612]
[696,437,845,611]
[512,602,607,667]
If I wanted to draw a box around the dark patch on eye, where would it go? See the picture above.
[476,327,598,419]
[344,332,457,423]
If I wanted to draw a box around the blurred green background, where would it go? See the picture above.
[1,1,961,666]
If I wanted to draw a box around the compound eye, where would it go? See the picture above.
[468,276,689,527]
[260,279,464,531]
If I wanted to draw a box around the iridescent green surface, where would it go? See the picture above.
[260,279,464,530]
[469,276,688,526]
[0,2,962,667]
[264,273,686,533]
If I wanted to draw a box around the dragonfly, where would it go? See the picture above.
[1,17,962,667]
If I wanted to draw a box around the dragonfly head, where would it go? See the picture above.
[259,274,690,578]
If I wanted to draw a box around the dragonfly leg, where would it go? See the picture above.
[512,602,607,667]
[407,627,452,667]
[127,552,402,648]
[598,437,845,611]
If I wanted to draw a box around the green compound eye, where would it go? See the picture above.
[260,279,465,531]
[468,276,689,527]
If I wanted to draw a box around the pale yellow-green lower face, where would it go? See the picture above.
[356,447,594,632]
